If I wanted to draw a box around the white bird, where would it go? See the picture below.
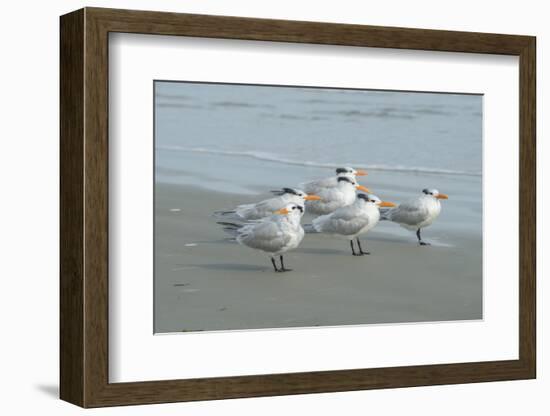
[309,193,395,256]
[306,176,370,215]
[218,203,305,272]
[300,166,368,195]
[382,188,449,245]
[215,188,320,221]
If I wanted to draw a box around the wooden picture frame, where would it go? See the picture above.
[60,7,536,408]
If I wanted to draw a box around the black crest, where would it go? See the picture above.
[336,167,351,174]
[357,193,369,201]
[292,205,304,213]
[422,188,430,195]
[337,176,353,184]
[282,188,299,195]
[271,187,298,196]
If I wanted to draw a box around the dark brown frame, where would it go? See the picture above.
[60,7,536,408]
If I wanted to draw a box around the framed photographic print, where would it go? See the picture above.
[60,7,536,408]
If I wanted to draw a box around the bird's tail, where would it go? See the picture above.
[303,223,319,234]
[213,209,235,216]
[379,207,393,221]
[216,221,242,237]
[212,210,243,222]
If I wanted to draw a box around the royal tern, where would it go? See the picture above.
[382,188,449,245]
[215,188,320,221]
[306,176,370,215]
[308,194,395,255]
[300,166,368,195]
[218,203,305,272]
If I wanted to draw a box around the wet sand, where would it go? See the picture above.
[154,181,482,333]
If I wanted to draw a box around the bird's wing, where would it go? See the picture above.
[316,185,345,201]
[300,176,335,193]
[388,200,429,226]
[313,205,367,235]
[235,196,284,219]
[328,204,362,221]
[237,220,290,252]
[252,196,285,212]
[213,210,242,221]
[233,203,256,218]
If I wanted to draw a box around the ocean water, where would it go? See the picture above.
[155,81,482,195]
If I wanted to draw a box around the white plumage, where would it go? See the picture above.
[215,188,319,221]
[311,194,395,255]
[300,166,367,196]
[383,188,448,245]
[305,176,370,215]
[219,203,305,272]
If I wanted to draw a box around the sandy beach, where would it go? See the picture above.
[154,178,482,333]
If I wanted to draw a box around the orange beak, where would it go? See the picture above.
[379,201,396,208]
[436,193,449,200]
[356,184,371,193]
[355,169,368,176]
[275,208,290,215]
[304,194,321,201]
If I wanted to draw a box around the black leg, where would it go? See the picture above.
[416,228,430,246]
[271,257,279,272]
[356,238,370,255]
[279,255,292,272]
[350,240,359,256]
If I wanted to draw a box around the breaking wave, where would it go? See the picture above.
[156,145,481,177]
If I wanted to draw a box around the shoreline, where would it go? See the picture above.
[154,181,482,333]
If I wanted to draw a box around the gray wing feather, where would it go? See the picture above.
[313,205,368,235]
[300,176,336,194]
[388,201,428,226]
[303,223,318,233]
[235,196,287,219]
[237,221,290,253]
